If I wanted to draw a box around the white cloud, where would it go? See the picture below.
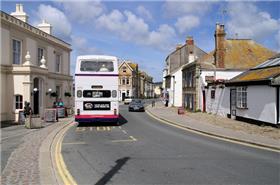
[71,35,100,55]
[57,0,105,24]
[96,10,176,51]
[226,2,279,41]
[33,4,71,40]
[175,15,200,34]
[276,30,280,51]
[136,5,153,21]
[163,1,212,17]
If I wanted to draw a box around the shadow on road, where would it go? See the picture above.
[95,157,130,185]
[77,114,128,127]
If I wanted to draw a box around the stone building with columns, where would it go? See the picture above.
[0,4,73,122]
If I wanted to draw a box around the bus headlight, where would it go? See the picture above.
[112,90,117,98]
[77,90,82,98]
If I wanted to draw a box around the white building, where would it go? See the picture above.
[0,5,73,122]
[225,54,280,125]
[163,36,207,107]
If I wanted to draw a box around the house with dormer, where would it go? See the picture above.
[118,61,139,101]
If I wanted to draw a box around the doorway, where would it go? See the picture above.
[230,89,236,119]
[33,78,43,115]
[122,92,126,101]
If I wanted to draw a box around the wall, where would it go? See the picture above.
[206,86,230,117]
[236,86,277,124]
[169,68,182,107]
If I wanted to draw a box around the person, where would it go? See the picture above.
[99,64,109,72]
[165,99,169,107]
[23,102,32,118]
[53,101,59,122]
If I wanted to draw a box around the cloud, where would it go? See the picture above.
[226,2,279,41]
[71,35,100,55]
[136,5,153,21]
[276,30,280,51]
[57,0,105,24]
[163,1,212,17]
[33,4,71,40]
[96,10,176,51]
[175,15,200,34]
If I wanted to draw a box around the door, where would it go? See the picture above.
[230,89,236,118]
[202,90,206,112]
[122,92,126,101]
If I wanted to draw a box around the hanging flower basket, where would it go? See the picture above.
[50,92,58,97]
[64,92,72,97]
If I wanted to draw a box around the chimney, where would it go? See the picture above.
[37,20,52,35]
[186,36,195,63]
[11,4,29,23]
[214,23,226,68]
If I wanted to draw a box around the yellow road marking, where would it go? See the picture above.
[55,123,78,185]
[112,139,135,143]
[122,130,128,134]
[96,127,100,131]
[146,110,280,153]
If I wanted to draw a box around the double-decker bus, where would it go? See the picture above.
[75,55,119,123]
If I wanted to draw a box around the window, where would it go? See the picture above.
[119,78,122,85]
[80,61,114,72]
[122,66,127,72]
[122,78,126,85]
[55,54,61,72]
[126,78,130,85]
[237,87,247,108]
[12,39,21,64]
[211,90,215,99]
[15,95,23,109]
[37,48,44,66]
[127,90,129,96]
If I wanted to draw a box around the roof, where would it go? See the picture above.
[1,11,71,49]
[198,39,276,70]
[226,53,280,86]
[128,63,138,71]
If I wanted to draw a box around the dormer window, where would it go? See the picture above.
[122,66,126,72]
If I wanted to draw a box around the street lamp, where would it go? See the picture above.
[31,88,38,96]
[46,88,52,96]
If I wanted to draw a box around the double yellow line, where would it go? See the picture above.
[54,123,78,185]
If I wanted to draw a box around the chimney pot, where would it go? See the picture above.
[16,4,20,12]
[186,36,194,45]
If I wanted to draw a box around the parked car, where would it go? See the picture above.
[128,100,145,112]
[124,97,133,104]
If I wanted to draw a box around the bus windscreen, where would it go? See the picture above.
[80,61,114,72]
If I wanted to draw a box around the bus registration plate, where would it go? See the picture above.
[84,101,110,110]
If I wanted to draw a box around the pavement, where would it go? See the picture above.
[1,117,73,185]
[146,101,280,151]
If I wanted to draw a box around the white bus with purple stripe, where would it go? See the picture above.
[75,55,119,123]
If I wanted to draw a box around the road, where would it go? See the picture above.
[62,105,280,185]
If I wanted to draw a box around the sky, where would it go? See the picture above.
[1,0,280,82]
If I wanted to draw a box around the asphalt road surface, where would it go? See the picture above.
[62,105,280,185]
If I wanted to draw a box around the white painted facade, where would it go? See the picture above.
[206,86,230,117]
[206,85,279,125]
[0,8,73,122]
[198,70,243,110]
[236,86,278,124]
[169,68,183,107]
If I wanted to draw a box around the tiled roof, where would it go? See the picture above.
[227,54,280,84]
[128,63,138,71]
[199,39,276,70]
[223,39,276,69]
[229,66,280,83]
